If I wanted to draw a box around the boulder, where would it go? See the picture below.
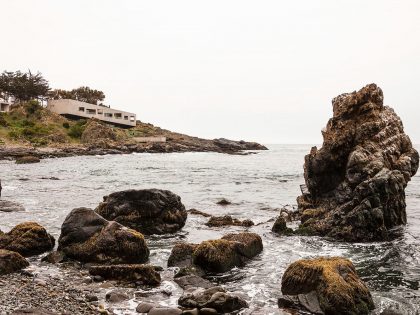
[15,156,40,164]
[206,215,254,227]
[148,307,182,315]
[136,302,155,313]
[105,290,129,303]
[168,243,198,268]
[272,217,294,235]
[178,286,248,313]
[95,189,188,235]
[57,207,149,264]
[0,200,25,212]
[88,264,161,286]
[281,257,374,315]
[187,209,212,217]
[0,222,55,257]
[0,249,29,275]
[296,84,419,241]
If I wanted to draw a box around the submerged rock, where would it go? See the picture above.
[280,257,374,315]
[0,222,55,257]
[15,156,40,164]
[95,189,188,235]
[0,249,29,275]
[169,232,263,273]
[272,217,294,235]
[58,207,149,264]
[0,200,25,212]
[88,264,161,286]
[296,84,419,241]
[187,209,212,217]
[206,215,254,227]
[216,198,231,205]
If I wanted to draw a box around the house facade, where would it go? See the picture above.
[0,96,12,112]
[47,99,136,127]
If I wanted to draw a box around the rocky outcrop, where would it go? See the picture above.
[168,232,263,273]
[272,217,294,235]
[280,257,374,315]
[0,249,29,275]
[0,222,55,257]
[296,84,419,241]
[15,156,40,164]
[57,207,149,264]
[213,138,267,151]
[178,286,248,313]
[81,119,118,147]
[95,189,188,235]
[0,200,25,212]
[206,215,254,227]
[88,264,161,286]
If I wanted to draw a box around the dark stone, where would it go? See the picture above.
[168,243,198,268]
[136,302,155,313]
[95,189,188,235]
[41,251,65,264]
[0,249,29,275]
[58,207,149,264]
[272,217,294,235]
[0,222,55,257]
[187,209,212,217]
[206,215,254,227]
[11,309,57,315]
[85,294,98,302]
[174,274,213,290]
[281,257,374,315]
[89,264,161,286]
[216,198,231,205]
[148,307,182,315]
[0,200,25,212]
[296,84,419,241]
[15,156,40,164]
[105,290,129,303]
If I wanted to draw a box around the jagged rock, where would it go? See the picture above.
[0,249,29,275]
[178,286,248,313]
[281,257,374,315]
[272,217,294,235]
[174,274,213,290]
[216,198,231,205]
[169,232,263,273]
[0,222,55,257]
[88,264,161,286]
[105,290,129,303]
[15,156,40,164]
[296,84,419,241]
[95,189,188,235]
[187,209,212,217]
[57,207,149,264]
[206,215,254,227]
[0,200,25,212]
[213,138,267,151]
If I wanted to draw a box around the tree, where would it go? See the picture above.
[48,86,105,105]
[0,70,50,102]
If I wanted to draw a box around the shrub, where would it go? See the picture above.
[68,120,87,139]
[62,122,70,129]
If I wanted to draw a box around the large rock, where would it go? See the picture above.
[280,257,374,315]
[295,84,419,241]
[0,249,29,275]
[88,264,161,286]
[81,119,118,146]
[57,207,149,264]
[15,156,40,164]
[0,222,55,257]
[0,200,25,212]
[206,215,254,227]
[168,232,263,273]
[95,189,188,235]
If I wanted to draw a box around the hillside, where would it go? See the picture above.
[0,102,267,160]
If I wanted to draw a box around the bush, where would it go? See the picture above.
[62,122,70,129]
[68,120,87,139]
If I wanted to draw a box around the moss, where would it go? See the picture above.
[88,264,161,286]
[294,225,316,236]
[193,239,241,272]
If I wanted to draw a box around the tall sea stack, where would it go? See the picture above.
[297,84,419,241]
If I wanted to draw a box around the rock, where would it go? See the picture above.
[216,198,231,205]
[169,233,263,273]
[0,249,29,275]
[213,138,267,151]
[105,290,129,303]
[11,309,57,315]
[206,215,254,227]
[178,286,248,313]
[136,302,155,313]
[199,309,218,315]
[95,189,188,235]
[281,257,374,315]
[81,119,118,145]
[0,222,55,257]
[0,200,25,212]
[187,209,212,217]
[148,307,182,315]
[89,264,161,286]
[58,207,149,264]
[15,156,40,164]
[174,274,213,290]
[271,217,294,235]
[41,251,65,264]
[296,84,419,241]
[182,309,199,315]
[85,294,99,302]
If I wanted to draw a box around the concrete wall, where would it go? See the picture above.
[47,99,136,127]
[0,103,10,112]
[133,136,167,143]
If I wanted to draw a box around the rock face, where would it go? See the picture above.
[57,207,149,264]
[88,264,161,286]
[0,249,29,275]
[95,189,188,235]
[168,232,263,273]
[281,257,374,315]
[206,215,254,227]
[296,84,419,241]
[81,119,118,146]
[0,222,55,257]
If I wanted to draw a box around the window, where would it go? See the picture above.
[97,110,103,115]
[130,116,135,122]
[78,107,85,112]
[124,116,128,120]
[114,113,122,119]
[86,109,96,114]
[104,113,113,118]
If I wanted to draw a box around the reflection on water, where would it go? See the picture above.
[0,144,419,314]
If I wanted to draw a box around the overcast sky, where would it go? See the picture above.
[1,0,419,144]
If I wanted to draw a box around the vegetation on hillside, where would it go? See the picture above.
[48,87,105,105]
[0,70,49,102]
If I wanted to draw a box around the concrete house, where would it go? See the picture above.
[0,97,12,112]
[47,99,136,128]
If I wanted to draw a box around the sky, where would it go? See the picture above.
[1,0,419,144]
